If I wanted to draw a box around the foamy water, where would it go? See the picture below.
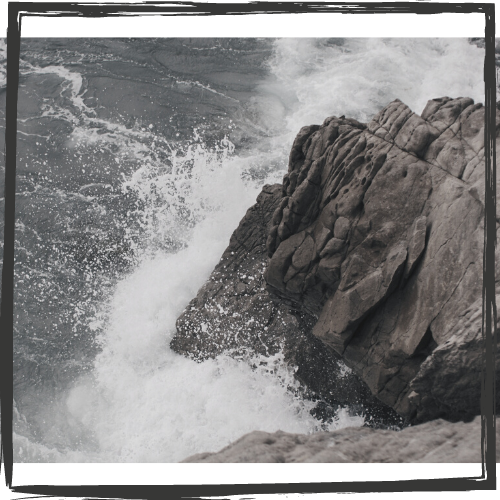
[268,38,485,126]
[0,39,6,87]
[12,38,486,462]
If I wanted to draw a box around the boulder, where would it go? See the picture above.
[265,97,500,422]
[182,415,497,463]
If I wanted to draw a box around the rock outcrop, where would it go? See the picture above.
[182,415,498,463]
[265,97,500,423]
[172,96,499,437]
[171,184,293,361]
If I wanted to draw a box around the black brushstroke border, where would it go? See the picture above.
[0,1,496,498]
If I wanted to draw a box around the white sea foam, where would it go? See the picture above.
[120,137,251,254]
[257,38,485,160]
[28,64,92,114]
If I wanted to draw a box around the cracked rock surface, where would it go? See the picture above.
[265,97,500,422]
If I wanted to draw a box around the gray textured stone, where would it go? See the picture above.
[265,97,500,422]
[403,215,427,282]
[182,415,497,463]
[172,96,499,449]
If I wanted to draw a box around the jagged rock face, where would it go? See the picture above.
[182,415,497,463]
[171,185,400,421]
[265,97,500,422]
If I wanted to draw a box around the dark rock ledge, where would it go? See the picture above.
[171,97,500,462]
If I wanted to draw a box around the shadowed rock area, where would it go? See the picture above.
[182,415,498,463]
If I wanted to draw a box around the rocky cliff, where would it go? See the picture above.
[171,97,499,460]
[264,96,500,423]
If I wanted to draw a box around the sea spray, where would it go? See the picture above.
[62,134,364,462]
[261,38,485,144]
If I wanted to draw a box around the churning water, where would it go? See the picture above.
[5,38,485,462]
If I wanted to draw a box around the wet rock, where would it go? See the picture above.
[265,97,500,423]
[171,183,398,421]
[171,184,287,360]
[182,415,498,463]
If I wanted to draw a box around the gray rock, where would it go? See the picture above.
[319,237,345,258]
[333,216,351,240]
[265,97,500,422]
[172,95,498,441]
[408,291,500,423]
[182,415,497,463]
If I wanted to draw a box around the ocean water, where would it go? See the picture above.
[4,38,486,462]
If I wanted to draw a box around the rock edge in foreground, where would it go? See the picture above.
[182,415,497,463]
